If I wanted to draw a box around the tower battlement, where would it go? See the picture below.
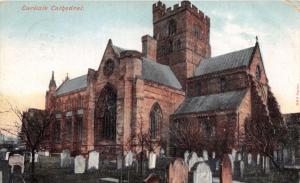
[153,0,210,25]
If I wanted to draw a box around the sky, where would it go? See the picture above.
[0,0,300,132]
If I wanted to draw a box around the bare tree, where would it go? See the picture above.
[1,104,55,182]
[242,82,287,171]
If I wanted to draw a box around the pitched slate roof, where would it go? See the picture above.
[174,89,247,115]
[56,75,87,96]
[194,46,255,76]
[112,44,126,57]
[141,57,182,90]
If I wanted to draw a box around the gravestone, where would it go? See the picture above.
[5,152,9,160]
[265,157,270,174]
[45,150,50,157]
[30,153,39,163]
[237,153,242,161]
[257,154,260,165]
[117,154,123,169]
[88,150,99,170]
[125,151,133,167]
[74,155,86,174]
[283,148,288,164]
[188,152,198,171]
[0,171,2,183]
[221,154,232,183]
[273,151,278,162]
[184,151,189,163]
[240,160,244,178]
[60,149,71,168]
[8,154,25,173]
[247,153,252,165]
[212,152,216,159]
[168,158,188,183]
[160,148,165,158]
[149,152,156,169]
[203,150,208,161]
[193,158,212,183]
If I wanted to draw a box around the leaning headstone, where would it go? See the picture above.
[184,151,189,163]
[125,151,133,167]
[193,158,212,183]
[8,154,25,174]
[169,158,188,183]
[221,154,232,183]
[202,150,208,161]
[149,152,156,169]
[60,149,71,168]
[5,152,9,160]
[88,150,99,170]
[74,155,86,174]
[188,152,198,171]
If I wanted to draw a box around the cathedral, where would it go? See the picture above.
[44,0,281,157]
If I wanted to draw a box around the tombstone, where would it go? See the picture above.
[5,152,9,160]
[221,154,232,183]
[273,151,278,162]
[0,148,7,160]
[60,149,71,168]
[283,148,288,165]
[8,154,25,174]
[188,152,198,171]
[233,161,241,179]
[88,151,99,170]
[0,171,2,183]
[202,150,208,161]
[212,152,216,159]
[247,153,252,165]
[184,151,189,163]
[265,157,270,174]
[117,154,123,169]
[144,173,161,183]
[74,155,86,174]
[237,153,241,161]
[160,148,165,158]
[149,152,156,169]
[240,160,244,178]
[125,151,133,167]
[168,158,188,183]
[45,150,50,157]
[193,158,212,183]
[30,153,39,163]
[257,154,260,165]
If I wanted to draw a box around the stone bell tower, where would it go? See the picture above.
[153,0,211,89]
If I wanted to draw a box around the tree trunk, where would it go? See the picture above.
[31,149,36,182]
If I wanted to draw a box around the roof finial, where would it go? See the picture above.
[255,36,258,43]
[65,73,69,80]
[51,71,54,80]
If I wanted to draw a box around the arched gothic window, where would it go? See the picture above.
[150,103,163,139]
[94,84,117,140]
[168,19,177,36]
[256,65,261,80]
[202,120,215,138]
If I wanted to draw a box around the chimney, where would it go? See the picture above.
[142,35,157,61]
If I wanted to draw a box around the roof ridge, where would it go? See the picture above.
[205,46,255,62]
